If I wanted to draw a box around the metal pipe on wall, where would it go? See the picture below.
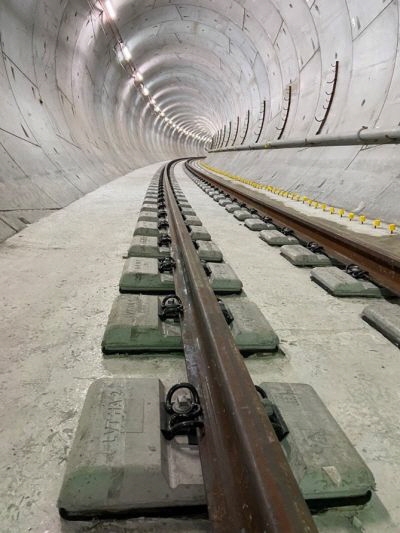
[208,127,400,153]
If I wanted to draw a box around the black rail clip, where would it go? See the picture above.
[281,227,294,236]
[158,220,169,231]
[161,383,204,445]
[217,298,234,324]
[158,234,171,247]
[158,201,166,210]
[346,264,368,280]
[158,295,183,321]
[158,209,167,218]
[262,216,273,224]
[158,257,176,273]
[249,208,258,215]
[307,241,324,254]
[255,386,289,442]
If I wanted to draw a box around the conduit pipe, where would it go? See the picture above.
[208,127,400,153]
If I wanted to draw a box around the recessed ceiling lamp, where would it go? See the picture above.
[120,44,131,62]
[104,0,116,19]
[135,71,143,83]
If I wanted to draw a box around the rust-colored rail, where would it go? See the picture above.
[164,160,317,533]
[186,160,400,297]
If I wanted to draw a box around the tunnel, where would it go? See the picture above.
[1,1,400,532]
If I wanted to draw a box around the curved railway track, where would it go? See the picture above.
[163,159,317,533]
[185,159,400,297]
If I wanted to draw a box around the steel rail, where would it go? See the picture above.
[163,160,317,533]
[186,160,400,297]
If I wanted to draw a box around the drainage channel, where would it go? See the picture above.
[57,160,376,532]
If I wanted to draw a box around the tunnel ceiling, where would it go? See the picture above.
[0,0,399,240]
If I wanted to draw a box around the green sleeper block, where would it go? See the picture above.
[218,198,231,207]
[361,302,400,347]
[188,226,211,241]
[245,219,275,231]
[280,245,332,266]
[58,379,373,519]
[196,241,223,262]
[57,378,205,518]
[133,221,160,237]
[207,262,242,293]
[223,295,279,354]
[119,257,174,293]
[102,294,278,355]
[259,230,299,246]
[184,216,202,226]
[138,211,160,223]
[119,258,242,294]
[225,203,241,213]
[180,207,196,216]
[311,267,384,297]
[233,209,258,221]
[102,294,182,354]
[259,382,375,503]
[141,203,158,212]
[213,194,226,202]
[127,236,170,258]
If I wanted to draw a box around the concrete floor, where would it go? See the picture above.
[0,161,399,533]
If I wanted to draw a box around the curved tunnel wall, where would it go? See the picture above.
[1,1,399,242]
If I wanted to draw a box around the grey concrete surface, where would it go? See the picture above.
[1,161,399,532]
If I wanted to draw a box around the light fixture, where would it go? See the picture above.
[150,97,155,105]
[104,0,116,20]
[135,70,143,83]
[160,112,165,117]
[121,44,131,62]
[154,105,160,112]
[141,86,149,96]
